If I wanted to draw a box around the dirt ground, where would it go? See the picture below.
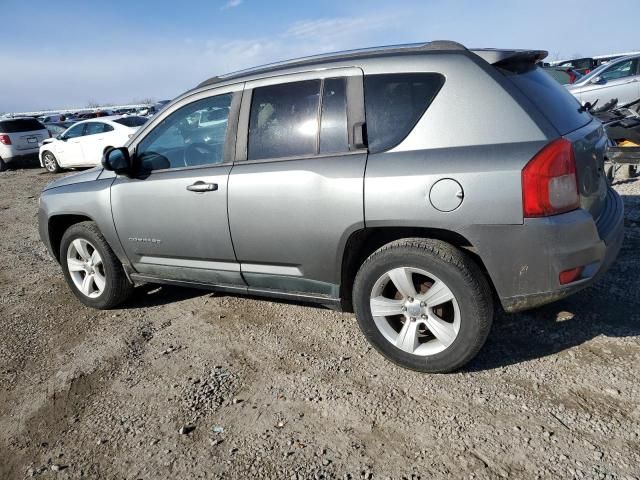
[1,166,639,480]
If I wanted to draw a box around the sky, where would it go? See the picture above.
[2,0,639,113]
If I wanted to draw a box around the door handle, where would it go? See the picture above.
[187,181,218,192]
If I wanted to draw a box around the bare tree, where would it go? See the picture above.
[86,100,101,109]
[132,97,156,105]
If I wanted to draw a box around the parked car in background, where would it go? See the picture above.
[0,117,50,171]
[39,114,65,123]
[39,116,140,172]
[38,41,623,373]
[567,54,640,107]
[542,66,583,85]
[110,115,148,128]
[44,121,77,137]
[555,57,598,75]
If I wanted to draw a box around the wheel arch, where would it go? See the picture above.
[339,226,496,312]
[48,214,95,261]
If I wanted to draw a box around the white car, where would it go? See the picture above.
[0,117,50,171]
[39,116,147,173]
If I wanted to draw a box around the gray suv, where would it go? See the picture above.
[38,41,624,373]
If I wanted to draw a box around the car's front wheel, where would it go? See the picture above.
[353,238,494,373]
[42,151,61,173]
[60,221,134,309]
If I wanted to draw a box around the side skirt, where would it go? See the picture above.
[128,273,343,310]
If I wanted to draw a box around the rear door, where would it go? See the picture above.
[228,68,367,297]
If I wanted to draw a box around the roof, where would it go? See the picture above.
[197,41,548,88]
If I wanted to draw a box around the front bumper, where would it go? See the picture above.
[466,187,624,313]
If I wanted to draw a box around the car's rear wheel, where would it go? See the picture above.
[0,157,6,172]
[353,238,493,373]
[42,151,61,173]
[60,221,133,309]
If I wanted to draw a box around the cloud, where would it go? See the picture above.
[221,0,242,10]
[0,13,401,112]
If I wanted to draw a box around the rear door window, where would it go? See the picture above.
[503,66,591,134]
[364,73,444,153]
[248,80,321,160]
[0,118,46,133]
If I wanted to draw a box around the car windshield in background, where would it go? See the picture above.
[114,116,148,127]
[503,66,591,134]
[0,118,45,132]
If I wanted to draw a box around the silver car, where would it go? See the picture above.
[38,41,624,373]
[567,54,640,107]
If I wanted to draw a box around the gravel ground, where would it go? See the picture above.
[1,166,639,480]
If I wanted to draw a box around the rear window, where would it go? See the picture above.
[504,66,591,134]
[114,116,148,127]
[0,118,46,133]
[364,73,444,153]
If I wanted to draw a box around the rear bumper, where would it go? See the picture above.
[469,187,624,313]
[1,151,39,164]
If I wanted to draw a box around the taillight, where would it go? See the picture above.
[522,138,579,217]
[0,134,11,145]
[559,266,583,285]
[568,71,576,83]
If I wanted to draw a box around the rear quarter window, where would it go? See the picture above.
[0,118,46,133]
[364,73,444,153]
[503,66,591,134]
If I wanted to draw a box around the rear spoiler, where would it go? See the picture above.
[471,48,548,66]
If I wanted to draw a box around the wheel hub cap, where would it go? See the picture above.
[405,299,422,317]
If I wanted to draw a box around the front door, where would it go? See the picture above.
[56,123,86,167]
[228,69,367,297]
[111,87,243,285]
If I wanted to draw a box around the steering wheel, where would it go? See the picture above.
[183,142,217,167]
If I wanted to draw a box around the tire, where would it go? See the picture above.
[353,238,494,373]
[42,151,61,173]
[60,221,134,309]
[0,157,6,172]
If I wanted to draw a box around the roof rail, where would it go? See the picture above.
[196,40,467,88]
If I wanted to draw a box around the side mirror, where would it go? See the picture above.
[57,134,66,141]
[102,147,132,174]
[590,75,604,85]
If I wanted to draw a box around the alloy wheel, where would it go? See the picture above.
[66,238,106,298]
[369,267,460,356]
